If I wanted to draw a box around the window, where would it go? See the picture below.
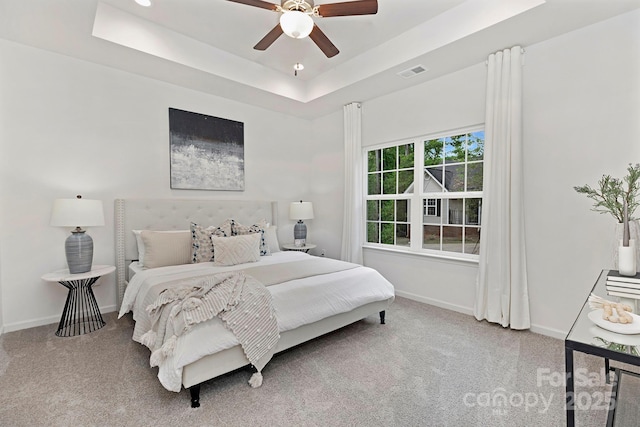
[365,128,484,259]
[424,198,440,216]
[366,144,413,247]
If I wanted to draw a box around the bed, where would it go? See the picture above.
[115,199,395,407]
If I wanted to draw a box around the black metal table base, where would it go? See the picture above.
[56,276,105,337]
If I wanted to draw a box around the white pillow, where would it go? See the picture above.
[140,230,192,269]
[231,219,270,256]
[212,233,261,266]
[133,229,188,264]
[264,225,280,253]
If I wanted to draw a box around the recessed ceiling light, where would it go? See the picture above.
[135,0,152,7]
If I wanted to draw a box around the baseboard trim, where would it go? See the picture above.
[529,324,566,340]
[3,304,117,333]
[5,297,569,340]
[395,290,566,340]
[395,290,474,316]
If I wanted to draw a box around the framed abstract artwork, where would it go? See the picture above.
[169,108,244,191]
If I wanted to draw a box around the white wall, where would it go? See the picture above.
[522,9,640,335]
[359,10,640,337]
[1,10,638,337]
[361,62,486,315]
[308,109,345,259]
[0,258,3,335]
[0,40,327,332]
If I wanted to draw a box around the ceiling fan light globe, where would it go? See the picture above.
[280,11,313,39]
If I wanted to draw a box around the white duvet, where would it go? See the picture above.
[118,252,395,391]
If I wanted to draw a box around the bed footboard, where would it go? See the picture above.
[183,299,392,407]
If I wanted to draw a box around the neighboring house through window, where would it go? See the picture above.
[366,128,484,259]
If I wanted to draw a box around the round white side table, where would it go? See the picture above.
[282,243,316,253]
[41,265,115,337]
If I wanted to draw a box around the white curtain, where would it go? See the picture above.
[341,102,364,264]
[474,46,530,330]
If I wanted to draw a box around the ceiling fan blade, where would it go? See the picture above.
[309,25,339,58]
[254,24,284,50]
[226,0,278,12]
[317,0,378,17]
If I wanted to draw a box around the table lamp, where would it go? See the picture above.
[289,200,314,247]
[50,195,105,274]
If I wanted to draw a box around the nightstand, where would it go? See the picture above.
[41,265,115,337]
[282,243,317,253]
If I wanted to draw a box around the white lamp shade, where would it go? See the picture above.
[290,201,314,220]
[280,11,314,39]
[50,198,105,227]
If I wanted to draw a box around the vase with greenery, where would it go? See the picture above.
[574,163,640,223]
[574,163,640,274]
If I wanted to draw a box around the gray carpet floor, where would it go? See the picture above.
[0,297,626,426]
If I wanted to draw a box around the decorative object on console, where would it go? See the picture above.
[619,199,637,276]
[588,293,639,333]
[605,270,640,312]
[593,336,640,354]
[589,293,634,323]
[574,163,640,223]
[289,200,314,246]
[574,163,640,267]
[169,108,244,191]
[50,195,105,274]
[587,309,640,334]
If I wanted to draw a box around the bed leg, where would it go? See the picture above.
[379,310,386,324]
[189,384,201,408]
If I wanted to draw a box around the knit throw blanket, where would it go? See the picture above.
[140,271,278,388]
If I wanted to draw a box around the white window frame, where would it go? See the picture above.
[363,125,483,262]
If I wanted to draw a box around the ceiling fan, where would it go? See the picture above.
[227,0,378,58]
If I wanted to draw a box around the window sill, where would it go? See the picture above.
[362,244,480,264]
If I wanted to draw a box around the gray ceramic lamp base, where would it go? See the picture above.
[65,230,94,274]
[294,221,307,245]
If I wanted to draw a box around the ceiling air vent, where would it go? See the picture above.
[397,65,428,79]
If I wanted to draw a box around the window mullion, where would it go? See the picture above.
[410,140,424,250]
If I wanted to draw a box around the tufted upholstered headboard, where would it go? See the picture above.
[114,199,277,308]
